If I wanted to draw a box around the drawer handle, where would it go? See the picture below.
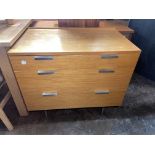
[101,54,119,59]
[34,56,54,60]
[42,92,58,96]
[95,90,110,94]
[98,69,114,73]
[37,70,55,75]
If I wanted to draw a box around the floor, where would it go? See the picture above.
[1,73,155,135]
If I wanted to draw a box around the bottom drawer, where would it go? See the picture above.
[24,89,125,111]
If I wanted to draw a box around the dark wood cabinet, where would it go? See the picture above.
[58,19,99,27]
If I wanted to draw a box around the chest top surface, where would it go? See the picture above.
[8,28,140,55]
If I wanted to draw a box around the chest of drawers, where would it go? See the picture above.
[8,28,140,111]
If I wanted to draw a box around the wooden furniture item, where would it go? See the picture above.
[0,20,31,116]
[0,71,13,131]
[30,19,133,40]
[8,28,140,111]
[30,20,59,29]
[99,20,134,40]
[58,20,99,27]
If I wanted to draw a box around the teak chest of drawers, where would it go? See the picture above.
[8,28,140,111]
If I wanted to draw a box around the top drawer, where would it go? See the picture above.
[9,53,139,71]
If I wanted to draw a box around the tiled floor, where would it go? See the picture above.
[1,73,155,135]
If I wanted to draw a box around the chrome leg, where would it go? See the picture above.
[44,110,48,120]
[101,108,105,115]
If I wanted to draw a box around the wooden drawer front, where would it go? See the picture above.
[15,67,134,92]
[9,53,139,111]
[15,67,131,111]
[22,88,125,111]
[9,53,139,71]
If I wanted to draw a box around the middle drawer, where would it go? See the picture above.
[15,67,133,92]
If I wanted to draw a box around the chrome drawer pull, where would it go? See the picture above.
[42,92,58,96]
[101,54,119,59]
[37,70,55,75]
[98,69,114,73]
[34,56,54,60]
[95,90,110,94]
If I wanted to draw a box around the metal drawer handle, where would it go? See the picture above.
[95,90,110,94]
[34,56,54,60]
[42,92,58,96]
[98,69,114,73]
[37,70,55,75]
[101,54,119,59]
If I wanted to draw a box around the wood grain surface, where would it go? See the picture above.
[9,53,140,70]
[8,28,140,111]
[9,52,139,110]
[8,28,140,55]
[58,19,99,27]
[0,20,31,47]
[99,20,134,33]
